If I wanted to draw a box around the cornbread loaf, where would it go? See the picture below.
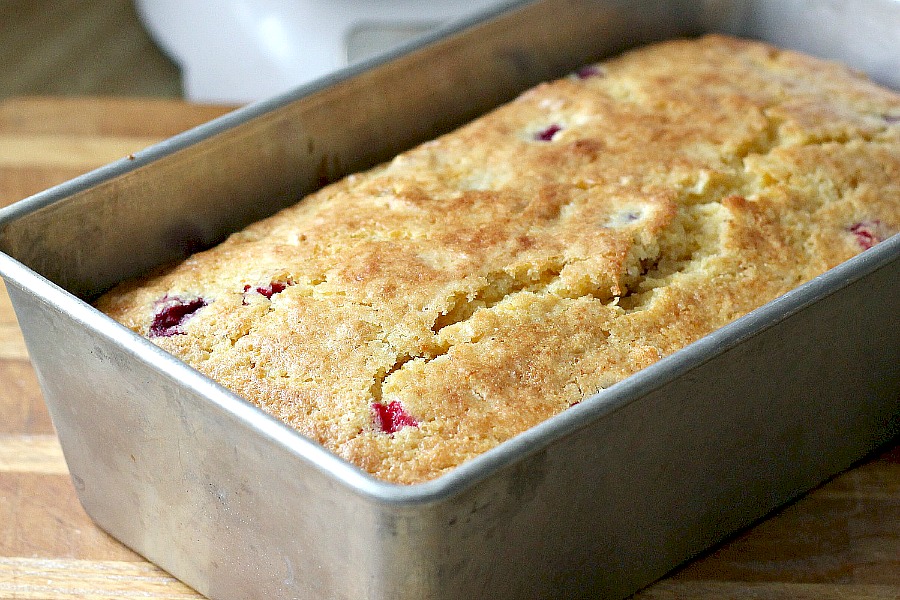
[96,35,900,484]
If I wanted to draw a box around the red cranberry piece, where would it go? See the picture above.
[372,401,418,434]
[849,221,884,250]
[574,65,603,79]
[149,296,207,338]
[535,124,563,141]
[259,281,287,298]
[243,280,291,300]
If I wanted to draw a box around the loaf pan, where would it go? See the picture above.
[1,1,898,598]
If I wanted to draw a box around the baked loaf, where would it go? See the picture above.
[96,35,900,484]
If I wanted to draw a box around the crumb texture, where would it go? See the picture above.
[96,35,900,484]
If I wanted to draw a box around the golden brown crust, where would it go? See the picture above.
[96,35,900,484]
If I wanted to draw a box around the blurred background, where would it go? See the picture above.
[0,0,182,100]
[0,0,509,105]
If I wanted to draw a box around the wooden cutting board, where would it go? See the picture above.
[0,96,897,600]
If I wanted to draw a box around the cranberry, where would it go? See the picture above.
[149,296,207,337]
[535,124,563,141]
[372,401,418,434]
[849,221,884,250]
[574,65,603,79]
[243,281,291,300]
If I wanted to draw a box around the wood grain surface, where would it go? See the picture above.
[0,96,897,600]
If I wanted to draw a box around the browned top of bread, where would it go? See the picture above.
[96,35,900,484]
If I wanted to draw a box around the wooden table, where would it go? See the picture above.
[0,97,897,599]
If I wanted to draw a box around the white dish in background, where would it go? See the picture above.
[135,0,509,103]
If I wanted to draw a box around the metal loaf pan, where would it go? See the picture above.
[1,1,898,598]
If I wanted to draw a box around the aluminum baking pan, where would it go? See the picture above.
[1,0,898,599]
